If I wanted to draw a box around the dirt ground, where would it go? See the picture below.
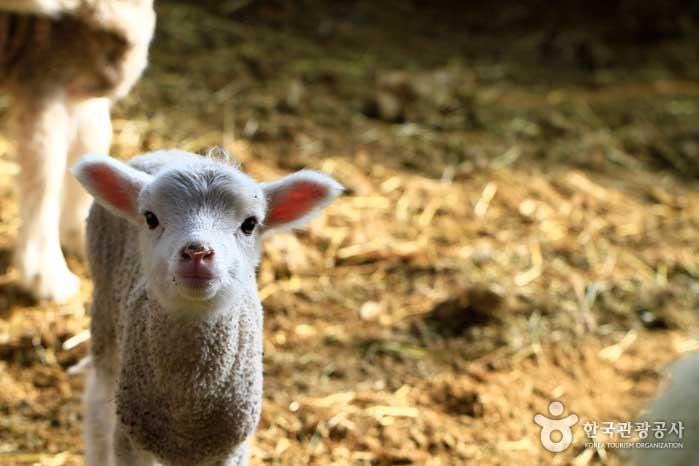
[1,1,699,465]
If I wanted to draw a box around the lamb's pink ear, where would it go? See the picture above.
[261,170,343,235]
[71,155,152,222]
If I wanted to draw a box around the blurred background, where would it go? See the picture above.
[1,0,699,464]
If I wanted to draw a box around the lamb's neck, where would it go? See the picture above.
[144,298,263,392]
[116,295,263,464]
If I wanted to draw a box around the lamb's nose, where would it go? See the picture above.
[180,243,215,262]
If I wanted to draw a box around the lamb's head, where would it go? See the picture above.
[72,151,343,311]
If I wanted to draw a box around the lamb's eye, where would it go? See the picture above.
[240,216,257,235]
[144,211,159,229]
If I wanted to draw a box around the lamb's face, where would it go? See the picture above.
[137,165,266,310]
[72,150,343,313]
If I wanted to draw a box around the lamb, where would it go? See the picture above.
[72,149,343,466]
[0,0,155,302]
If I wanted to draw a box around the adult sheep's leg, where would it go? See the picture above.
[11,92,80,302]
[84,367,117,466]
[61,97,112,256]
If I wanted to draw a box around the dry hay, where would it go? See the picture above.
[0,1,699,465]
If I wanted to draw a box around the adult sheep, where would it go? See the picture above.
[0,0,155,302]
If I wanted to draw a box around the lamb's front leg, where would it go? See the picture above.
[218,442,250,466]
[61,97,112,256]
[11,93,80,302]
[84,368,117,466]
[113,427,160,466]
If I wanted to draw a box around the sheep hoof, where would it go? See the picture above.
[17,262,81,304]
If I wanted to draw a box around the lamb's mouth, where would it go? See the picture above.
[175,275,222,296]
